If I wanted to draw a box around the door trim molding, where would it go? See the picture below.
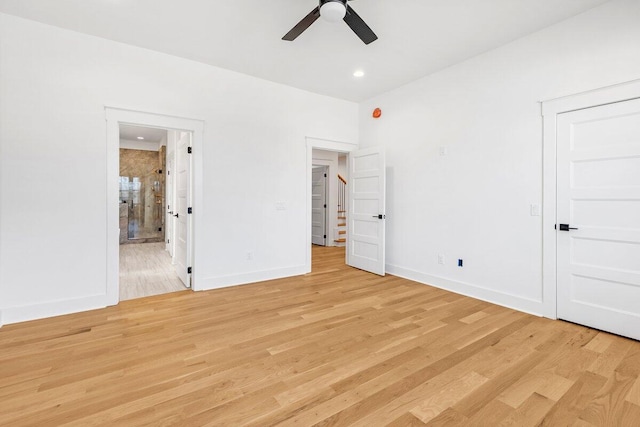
[306,137,358,273]
[105,107,205,305]
[541,78,640,319]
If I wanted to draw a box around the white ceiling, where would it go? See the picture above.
[0,0,611,102]
[120,125,167,143]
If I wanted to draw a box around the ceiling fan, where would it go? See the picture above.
[282,0,378,45]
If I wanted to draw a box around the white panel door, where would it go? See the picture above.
[175,131,192,287]
[312,166,328,246]
[348,147,385,276]
[165,155,175,259]
[557,97,640,340]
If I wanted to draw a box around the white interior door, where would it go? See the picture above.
[175,131,192,287]
[557,97,640,340]
[348,147,385,276]
[165,155,175,258]
[311,166,328,246]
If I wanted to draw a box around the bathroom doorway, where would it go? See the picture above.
[118,124,187,301]
[105,107,203,306]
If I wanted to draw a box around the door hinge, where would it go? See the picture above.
[324,235,327,239]
[167,239,170,244]
[187,267,192,274]
[158,227,162,232]
[324,204,327,208]
[324,173,327,177]
[167,170,170,175]
[187,146,192,154]
[158,169,162,174]
[188,207,193,214]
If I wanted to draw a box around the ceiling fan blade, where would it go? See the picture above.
[343,5,378,45]
[282,7,321,41]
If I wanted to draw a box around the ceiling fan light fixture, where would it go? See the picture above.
[282,0,377,45]
[320,1,347,23]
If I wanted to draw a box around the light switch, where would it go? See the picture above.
[530,204,541,216]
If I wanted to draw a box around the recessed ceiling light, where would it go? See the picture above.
[353,70,365,78]
[137,136,145,140]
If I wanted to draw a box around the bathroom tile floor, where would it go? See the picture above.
[119,242,187,301]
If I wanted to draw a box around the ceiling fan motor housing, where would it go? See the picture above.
[319,0,348,5]
[319,0,347,22]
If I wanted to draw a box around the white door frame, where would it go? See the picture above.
[541,79,640,319]
[105,107,205,305]
[306,137,358,272]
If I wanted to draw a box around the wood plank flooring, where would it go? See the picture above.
[1,246,640,426]
[119,242,187,301]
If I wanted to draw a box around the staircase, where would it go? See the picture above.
[334,174,347,246]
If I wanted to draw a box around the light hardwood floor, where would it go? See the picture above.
[1,246,639,426]
[119,242,187,301]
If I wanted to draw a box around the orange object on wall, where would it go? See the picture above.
[372,108,382,118]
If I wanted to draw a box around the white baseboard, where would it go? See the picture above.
[386,264,546,317]
[1,295,108,325]
[198,265,308,291]
[0,266,545,326]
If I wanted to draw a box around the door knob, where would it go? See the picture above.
[372,214,386,219]
[173,213,179,218]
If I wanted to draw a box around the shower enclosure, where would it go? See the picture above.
[119,147,166,244]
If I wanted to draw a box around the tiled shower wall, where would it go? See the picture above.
[119,147,166,243]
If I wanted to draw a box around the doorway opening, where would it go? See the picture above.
[118,125,191,301]
[307,138,387,276]
[306,138,357,273]
[106,107,203,306]
[311,150,349,249]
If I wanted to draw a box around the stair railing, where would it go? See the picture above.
[337,174,347,216]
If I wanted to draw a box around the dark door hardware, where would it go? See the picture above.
[556,224,578,231]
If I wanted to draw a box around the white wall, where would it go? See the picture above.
[338,155,347,181]
[359,0,640,316]
[0,13,358,324]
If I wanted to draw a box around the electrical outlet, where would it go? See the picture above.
[438,254,445,265]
